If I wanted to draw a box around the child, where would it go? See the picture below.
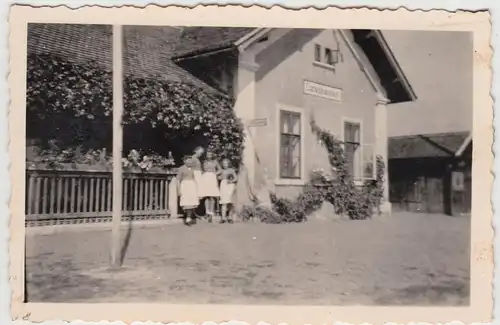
[219,158,238,224]
[177,155,199,226]
[200,151,221,222]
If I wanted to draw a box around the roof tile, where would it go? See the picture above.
[173,27,256,58]
[27,23,224,94]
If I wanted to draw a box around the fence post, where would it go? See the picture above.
[169,177,178,218]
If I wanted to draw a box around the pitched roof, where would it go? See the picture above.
[28,24,416,104]
[389,132,471,159]
[172,27,255,59]
[27,23,222,94]
[351,30,417,103]
[172,27,416,104]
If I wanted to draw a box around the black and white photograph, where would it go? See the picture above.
[9,4,493,324]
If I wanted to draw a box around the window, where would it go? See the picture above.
[343,120,376,181]
[361,143,375,179]
[280,110,302,179]
[314,44,321,62]
[314,44,338,67]
[325,48,334,65]
[344,121,360,178]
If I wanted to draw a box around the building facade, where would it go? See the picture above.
[175,28,416,214]
[29,24,417,216]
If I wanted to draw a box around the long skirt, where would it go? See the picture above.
[220,179,235,204]
[199,172,220,198]
[180,179,199,209]
[193,170,203,198]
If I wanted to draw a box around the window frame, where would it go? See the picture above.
[314,44,322,62]
[325,47,334,65]
[275,104,306,186]
[341,117,375,184]
[313,44,338,70]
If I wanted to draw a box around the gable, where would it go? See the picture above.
[251,28,384,102]
[244,28,415,104]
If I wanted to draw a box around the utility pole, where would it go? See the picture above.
[111,24,124,267]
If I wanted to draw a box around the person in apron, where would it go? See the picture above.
[219,158,238,224]
[200,151,222,222]
[191,146,204,200]
[177,155,199,226]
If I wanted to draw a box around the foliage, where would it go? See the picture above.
[239,185,324,224]
[295,185,325,216]
[361,156,385,215]
[26,53,245,168]
[121,149,175,171]
[28,142,176,172]
[270,194,307,223]
[309,120,385,220]
[244,121,386,223]
[239,205,283,224]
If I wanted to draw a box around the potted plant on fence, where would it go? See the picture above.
[122,150,176,173]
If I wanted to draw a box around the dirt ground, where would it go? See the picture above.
[25,212,470,305]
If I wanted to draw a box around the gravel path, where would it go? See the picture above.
[25,212,470,305]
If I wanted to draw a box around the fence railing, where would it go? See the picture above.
[25,166,179,226]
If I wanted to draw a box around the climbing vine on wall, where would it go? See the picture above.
[26,53,245,168]
[241,120,385,222]
[310,119,385,220]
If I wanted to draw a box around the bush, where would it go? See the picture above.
[239,205,283,224]
[239,186,325,225]
[296,185,326,215]
[270,194,307,223]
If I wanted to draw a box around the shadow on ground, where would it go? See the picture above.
[373,279,469,306]
[26,258,126,302]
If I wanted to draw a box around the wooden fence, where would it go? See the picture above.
[25,167,179,226]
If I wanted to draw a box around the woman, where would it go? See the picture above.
[177,155,199,226]
[200,151,221,222]
[191,146,204,200]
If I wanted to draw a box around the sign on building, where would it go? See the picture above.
[246,118,268,128]
[452,171,465,191]
[304,80,343,102]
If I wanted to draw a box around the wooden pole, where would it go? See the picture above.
[111,25,124,267]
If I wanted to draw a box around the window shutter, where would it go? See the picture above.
[361,144,376,180]
[314,44,321,62]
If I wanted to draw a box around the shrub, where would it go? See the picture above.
[295,185,325,216]
[240,186,324,224]
[270,194,307,223]
[239,205,283,224]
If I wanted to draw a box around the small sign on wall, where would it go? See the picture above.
[304,80,343,102]
[246,118,268,128]
[452,171,465,191]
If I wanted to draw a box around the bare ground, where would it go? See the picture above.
[25,212,470,305]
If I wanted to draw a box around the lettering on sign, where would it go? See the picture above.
[304,80,342,102]
[246,118,268,128]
